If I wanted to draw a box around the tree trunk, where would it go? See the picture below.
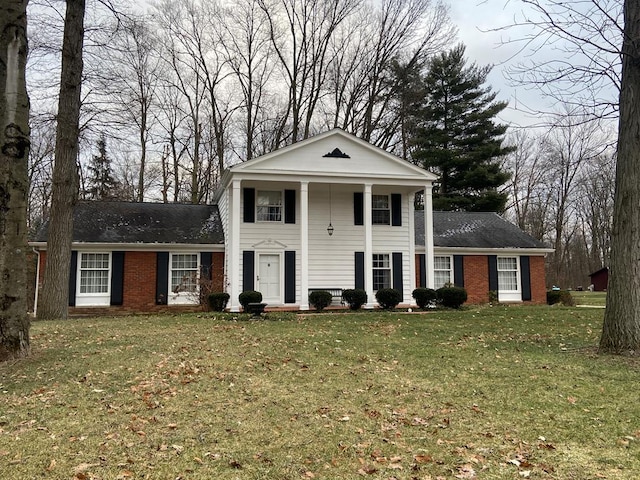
[0,0,30,360]
[600,1,640,353]
[37,0,85,320]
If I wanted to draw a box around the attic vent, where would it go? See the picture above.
[323,148,350,158]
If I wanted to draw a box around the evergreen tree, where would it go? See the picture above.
[411,44,513,212]
[86,136,120,200]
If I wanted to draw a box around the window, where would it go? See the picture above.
[497,257,519,291]
[79,253,110,294]
[171,254,199,294]
[257,190,282,222]
[434,256,452,288]
[372,194,390,225]
[373,253,391,290]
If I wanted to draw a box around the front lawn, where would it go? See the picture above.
[1,306,638,479]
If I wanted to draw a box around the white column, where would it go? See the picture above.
[300,181,309,310]
[408,191,416,305]
[364,183,375,308]
[424,185,435,289]
[229,179,241,312]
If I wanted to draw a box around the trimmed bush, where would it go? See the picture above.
[547,290,575,306]
[412,288,437,310]
[342,289,367,310]
[207,292,230,311]
[239,290,263,310]
[375,288,402,310]
[309,290,333,311]
[436,286,468,309]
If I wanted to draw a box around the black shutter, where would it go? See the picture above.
[201,252,213,281]
[419,254,426,288]
[488,255,498,294]
[391,193,402,226]
[520,256,532,301]
[243,251,255,291]
[156,252,169,305]
[355,251,365,289]
[285,251,296,303]
[284,189,296,224]
[392,252,403,297]
[69,251,78,306]
[453,255,465,288]
[243,188,255,223]
[354,192,364,226]
[110,251,125,306]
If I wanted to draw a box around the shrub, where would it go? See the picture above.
[342,289,367,310]
[207,292,230,311]
[547,290,575,306]
[309,290,333,311]
[488,290,498,304]
[412,288,437,310]
[239,290,263,310]
[436,286,468,309]
[375,288,402,310]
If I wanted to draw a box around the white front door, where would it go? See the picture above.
[258,254,280,303]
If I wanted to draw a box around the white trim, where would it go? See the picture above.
[424,186,435,288]
[364,184,374,308]
[257,252,283,305]
[75,251,112,307]
[300,181,309,310]
[407,195,416,305]
[433,255,453,289]
[167,252,200,305]
[497,256,521,302]
[229,180,242,312]
[428,247,554,255]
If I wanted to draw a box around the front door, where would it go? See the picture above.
[258,254,280,303]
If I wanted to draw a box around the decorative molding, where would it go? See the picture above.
[251,238,288,249]
[323,147,350,158]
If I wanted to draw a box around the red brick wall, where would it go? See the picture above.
[463,256,490,304]
[122,251,157,310]
[529,255,547,304]
[413,254,547,305]
[35,249,226,315]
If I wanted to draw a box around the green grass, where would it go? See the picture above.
[1,306,639,479]
[572,291,607,306]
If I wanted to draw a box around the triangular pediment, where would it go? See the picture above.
[229,129,436,182]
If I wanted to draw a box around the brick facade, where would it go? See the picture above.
[36,250,225,315]
[414,253,547,305]
[463,255,491,304]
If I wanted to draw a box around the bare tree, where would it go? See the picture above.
[38,0,85,321]
[502,0,622,120]
[216,0,274,161]
[540,109,607,287]
[600,1,640,353]
[1,0,31,360]
[106,15,161,202]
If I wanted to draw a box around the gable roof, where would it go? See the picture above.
[33,201,224,245]
[223,128,437,185]
[416,211,549,250]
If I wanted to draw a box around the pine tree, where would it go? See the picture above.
[86,135,119,200]
[411,44,513,212]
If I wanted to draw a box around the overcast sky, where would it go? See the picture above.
[448,0,552,127]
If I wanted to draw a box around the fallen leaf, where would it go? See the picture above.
[47,459,57,471]
[567,396,577,404]
[413,454,433,464]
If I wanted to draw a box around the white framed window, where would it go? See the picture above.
[497,257,519,292]
[434,255,452,288]
[171,253,199,295]
[372,194,390,225]
[79,253,110,294]
[373,253,391,290]
[257,190,282,222]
